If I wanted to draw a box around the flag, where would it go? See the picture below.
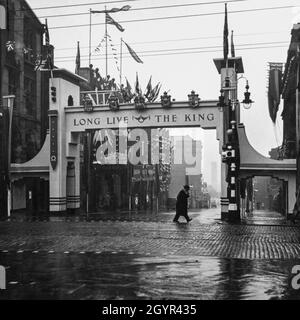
[135,73,141,95]
[124,78,134,101]
[109,5,131,13]
[152,83,162,102]
[91,5,131,14]
[106,13,124,32]
[123,40,143,64]
[149,82,160,102]
[75,41,80,74]
[268,67,282,123]
[145,76,152,98]
[44,19,50,46]
[223,3,228,62]
[231,30,235,58]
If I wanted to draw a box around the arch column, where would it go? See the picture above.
[48,70,81,214]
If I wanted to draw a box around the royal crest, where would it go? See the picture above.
[160,92,172,108]
[134,95,146,110]
[188,90,200,108]
[107,95,120,111]
[82,94,94,112]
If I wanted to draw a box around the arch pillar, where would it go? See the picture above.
[48,70,82,213]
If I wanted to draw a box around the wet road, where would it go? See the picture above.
[0,209,300,300]
[0,252,300,300]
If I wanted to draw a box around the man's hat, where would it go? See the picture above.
[183,185,190,190]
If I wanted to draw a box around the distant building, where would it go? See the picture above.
[168,135,203,208]
[210,161,218,192]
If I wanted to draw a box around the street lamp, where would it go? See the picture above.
[242,80,253,109]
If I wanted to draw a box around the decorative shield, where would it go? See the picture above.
[82,94,94,112]
[188,90,200,108]
[160,92,172,108]
[108,96,120,111]
[134,95,146,110]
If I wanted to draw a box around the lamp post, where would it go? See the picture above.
[3,95,15,218]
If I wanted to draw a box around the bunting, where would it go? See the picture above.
[106,13,124,32]
[108,36,120,72]
[94,34,107,53]
[123,40,143,64]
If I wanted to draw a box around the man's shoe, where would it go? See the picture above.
[187,218,193,222]
[173,219,179,223]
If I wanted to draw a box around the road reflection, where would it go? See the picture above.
[0,252,299,300]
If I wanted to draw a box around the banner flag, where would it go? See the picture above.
[231,30,235,58]
[106,13,125,32]
[75,41,80,74]
[123,40,143,64]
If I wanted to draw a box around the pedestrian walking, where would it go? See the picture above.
[173,185,192,223]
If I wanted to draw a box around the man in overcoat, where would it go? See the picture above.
[173,185,192,223]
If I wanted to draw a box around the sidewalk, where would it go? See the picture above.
[6,207,299,226]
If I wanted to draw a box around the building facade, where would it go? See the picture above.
[0,0,51,217]
[281,24,300,189]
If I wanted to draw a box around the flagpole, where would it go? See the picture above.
[120,37,123,86]
[105,6,108,77]
[89,8,92,66]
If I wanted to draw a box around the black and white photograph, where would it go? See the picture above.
[0,0,300,308]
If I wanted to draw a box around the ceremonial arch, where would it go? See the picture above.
[10,64,296,221]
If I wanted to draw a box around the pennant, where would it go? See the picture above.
[126,78,132,92]
[145,76,152,98]
[223,3,229,62]
[123,40,143,64]
[91,5,131,14]
[109,5,131,13]
[75,41,80,74]
[231,30,235,58]
[135,73,141,95]
[106,13,125,32]
[44,19,50,46]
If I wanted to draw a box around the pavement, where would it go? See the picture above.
[0,208,300,300]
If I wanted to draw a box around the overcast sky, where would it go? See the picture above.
[26,0,299,187]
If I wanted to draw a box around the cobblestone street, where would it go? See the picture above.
[0,209,300,299]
